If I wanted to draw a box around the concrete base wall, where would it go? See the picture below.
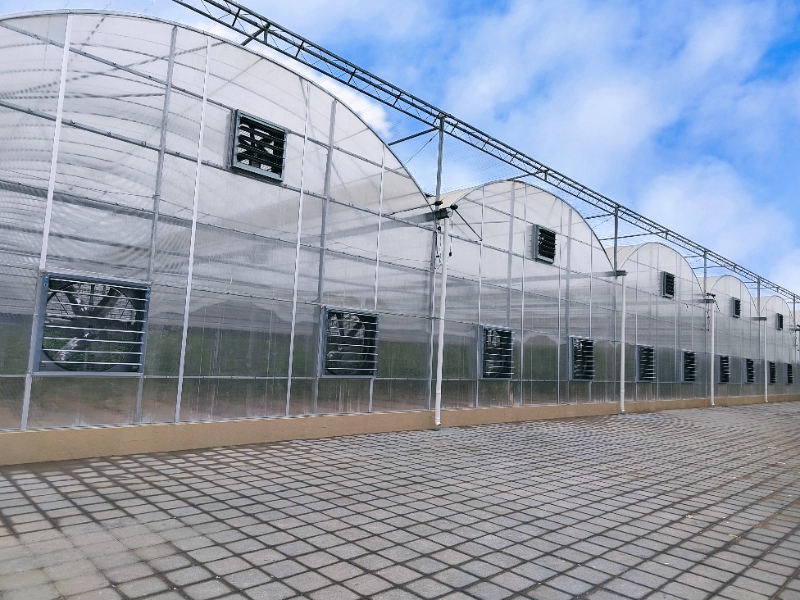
[1,394,797,466]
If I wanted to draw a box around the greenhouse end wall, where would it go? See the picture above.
[0,11,799,439]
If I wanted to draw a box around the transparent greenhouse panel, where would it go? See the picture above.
[378,217,432,270]
[167,89,204,159]
[288,378,313,416]
[0,377,24,430]
[478,380,511,407]
[287,302,319,379]
[0,108,58,199]
[323,253,378,309]
[54,124,158,212]
[377,263,431,319]
[381,168,427,217]
[0,16,66,115]
[324,202,379,259]
[375,314,429,379]
[179,377,287,421]
[171,27,212,96]
[523,380,558,405]
[307,86,332,146]
[441,380,475,410]
[316,378,370,415]
[27,376,139,428]
[371,379,428,412]
[329,152,383,212]
[0,267,38,375]
[139,377,178,423]
[333,105,384,162]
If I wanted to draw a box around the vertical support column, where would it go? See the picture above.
[311,100,337,413]
[710,302,715,407]
[612,207,619,272]
[434,214,451,428]
[174,37,211,423]
[757,278,767,403]
[426,117,445,410]
[21,16,73,431]
[619,272,626,413]
[285,82,312,416]
[136,25,177,423]
[506,183,516,405]
[368,146,385,413]
[475,187,485,408]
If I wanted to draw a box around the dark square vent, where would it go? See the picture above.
[481,326,514,379]
[683,351,696,382]
[777,314,784,330]
[322,308,378,377]
[788,364,794,385]
[769,361,777,384]
[732,298,741,318]
[637,345,655,381]
[531,225,556,264]
[718,355,730,383]
[661,272,675,299]
[746,358,755,383]
[570,336,595,380]
[37,275,149,373]
[231,110,287,181]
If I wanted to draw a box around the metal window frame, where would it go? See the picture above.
[479,325,514,380]
[35,272,151,377]
[769,361,777,384]
[570,335,595,381]
[230,109,288,182]
[682,350,696,383]
[718,355,731,384]
[732,297,741,318]
[776,313,784,331]
[318,306,379,379]
[661,271,675,299]
[636,344,656,382]
[531,224,556,264]
[745,358,755,384]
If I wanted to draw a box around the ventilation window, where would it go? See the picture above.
[745,358,755,384]
[732,298,741,318]
[38,275,149,373]
[570,336,595,380]
[661,272,675,299]
[231,110,287,181]
[481,326,514,379]
[683,351,696,382]
[718,355,730,383]
[776,314,784,330]
[769,361,777,384]
[322,308,378,377]
[637,345,656,382]
[788,364,794,385]
[531,225,556,264]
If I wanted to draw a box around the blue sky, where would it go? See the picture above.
[5,0,800,291]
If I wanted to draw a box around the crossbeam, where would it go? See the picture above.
[172,0,797,302]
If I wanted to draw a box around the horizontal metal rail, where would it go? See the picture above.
[173,0,797,301]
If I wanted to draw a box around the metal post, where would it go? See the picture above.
[428,116,445,415]
[613,207,619,273]
[619,273,626,413]
[174,37,211,422]
[710,302,715,407]
[434,213,451,428]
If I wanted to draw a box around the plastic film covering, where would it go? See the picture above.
[761,295,797,394]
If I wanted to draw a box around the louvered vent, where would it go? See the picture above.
[769,361,777,384]
[570,336,595,380]
[788,364,794,385]
[231,110,287,181]
[746,358,755,383]
[481,326,514,379]
[38,275,149,373]
[777,314,784,330]
[718,355,730,383]
[323,309,378,377]
[637,345,656,381]
[683,351,696,382]
[532,225,557,264]
[661,272,675,299]
[732,298,741,318]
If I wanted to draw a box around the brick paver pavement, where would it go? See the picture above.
[1,402,800,599]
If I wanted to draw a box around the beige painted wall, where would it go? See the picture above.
[1,395,797,466]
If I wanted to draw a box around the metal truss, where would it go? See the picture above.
[173,0,797,302]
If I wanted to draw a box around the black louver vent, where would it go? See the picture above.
[719,355,730,383]
[732,298,741,318]
[788,364,794,385]
[661,272,675,299]
[746,358,755,383]
[481,327,514,379]
[683,351,696,382]
[571,336,595,380]
[323,309,378,377]
[637,345,655,381]
[777,314,784,330]
[532,225,557,264]
[232,110,286,181]
[769,361,777,384]
[38,275,149,373]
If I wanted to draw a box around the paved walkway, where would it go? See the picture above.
[1,403,800,600]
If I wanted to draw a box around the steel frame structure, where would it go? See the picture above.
[173,0,797,304]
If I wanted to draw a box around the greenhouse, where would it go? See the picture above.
[0,10,798,454]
